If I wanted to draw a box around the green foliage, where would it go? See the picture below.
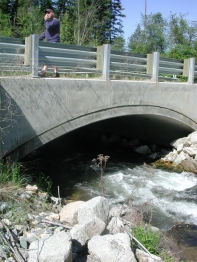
[35,173,52,194]
[128,12,197,59]
[111,35,126,51]
[166,44,197,60]
[0,0,125,47]
[0,161,26,186]
[0,161,52,195]
[132,226,160,255]
[128,13,167,54]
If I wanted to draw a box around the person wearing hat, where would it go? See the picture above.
[39,8,60,77]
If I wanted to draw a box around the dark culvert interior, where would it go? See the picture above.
[21,114,194,197]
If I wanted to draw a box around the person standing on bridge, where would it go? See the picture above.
[39,8,60,78]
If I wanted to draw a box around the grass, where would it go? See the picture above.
[132,225,189,262]
[0,161,26,187]
[0,160,52,198]
[132,225,160,255]
[35,172,52,194]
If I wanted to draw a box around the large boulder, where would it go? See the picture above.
[28,231,72,262]
[180,158,197,174]
[87,233,137,262]
[173,151,190,165]
[170,137,186,149]
[183,147,197,157]
[187,131,197,144]
[78,196,109,224]
[107,217,124,234]
[59,201,84,226]
[70,217,105,248]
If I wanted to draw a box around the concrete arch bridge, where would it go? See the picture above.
[0,77,197,160]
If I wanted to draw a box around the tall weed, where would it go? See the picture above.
[0,161,26,186]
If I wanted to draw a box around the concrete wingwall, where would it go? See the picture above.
[0,77,197,159]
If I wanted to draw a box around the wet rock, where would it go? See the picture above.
[148,152,160,160]
[179,158,197,174]
[135,145,151,156]
[174,151,190,165]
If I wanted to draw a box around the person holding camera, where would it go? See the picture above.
[39,8,60,78]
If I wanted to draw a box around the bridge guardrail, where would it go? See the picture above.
[0,34,196,83]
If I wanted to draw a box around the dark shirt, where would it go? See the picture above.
[39,18,60,43]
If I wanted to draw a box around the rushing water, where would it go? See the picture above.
[48,155,197,230]
[22,147,197,260]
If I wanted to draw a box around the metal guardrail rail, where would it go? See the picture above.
[0,35,197,83]
[0,37,28,73]
[38,42,98,74]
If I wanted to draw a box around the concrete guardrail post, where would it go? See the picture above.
[146,54,152,75]
[151,52,159,82]
[30,34,39,77]
[96,46,103,71]
[187,58,195,84]
[102,44,111,80]
[24,36,31,66]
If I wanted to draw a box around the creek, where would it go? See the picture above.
[21,136,197,261]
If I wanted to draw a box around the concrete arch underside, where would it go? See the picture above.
[12,105,196,160]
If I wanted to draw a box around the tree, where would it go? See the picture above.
[14,6,43,38]
[166,13,197,59]
[128,24,147,54]
[111,35,125,51]
[128,13,167,54]
[102,0,125,44]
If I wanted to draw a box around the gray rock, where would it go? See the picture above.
[109,205,123,218]
[174,151,190,164]
[136,249,162,262]
[78,196,109,224]
[87,233,137,262]
[28,231,72,262]
[170,137,186,149]
[135,145,151,155]
[161,150,178,162]
[148,152,160,160]
[70,217,105,248]
[177,143,183,153]
[183,147,197,157]
[20,238,28,249]
[187,131,197,143]
[59,201,84,226]
[107,217,124,234]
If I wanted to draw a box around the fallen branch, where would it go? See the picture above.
[0,218,26,262]
[41,219,72,229]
